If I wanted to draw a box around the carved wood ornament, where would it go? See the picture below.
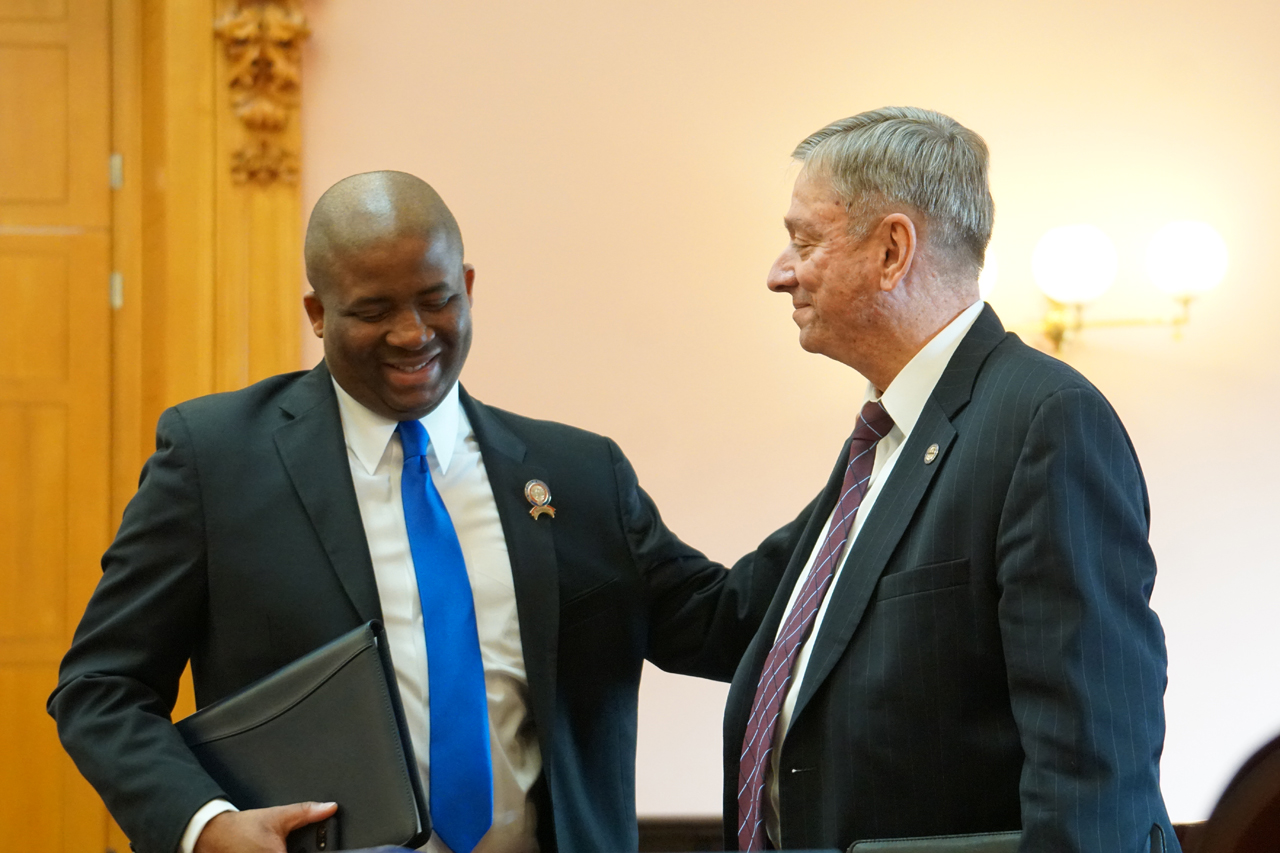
[214,1,309,185]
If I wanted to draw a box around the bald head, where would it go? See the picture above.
[301,170,476,420]
[305,170,464,295]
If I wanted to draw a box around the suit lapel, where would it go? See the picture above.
[460,388,561,763]
[787,305,1009,726]
[274,363,383,623]
[273,375,563,755]
[787,402,957,724]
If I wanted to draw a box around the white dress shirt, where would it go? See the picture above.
[183,381,541,853]
[763,300,984,846]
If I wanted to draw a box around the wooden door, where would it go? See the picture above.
[0,0,113,850]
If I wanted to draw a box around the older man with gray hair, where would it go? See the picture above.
[723,107,1178,852]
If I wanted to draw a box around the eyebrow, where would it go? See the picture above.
[784,216,814,238]
[348,281,449,306]
[345,295,392,310]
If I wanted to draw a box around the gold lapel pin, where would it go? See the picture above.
[525,479,556,519]
[923,443,940,465]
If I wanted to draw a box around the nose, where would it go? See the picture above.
[767,249,796,293]
[386,308,430,350]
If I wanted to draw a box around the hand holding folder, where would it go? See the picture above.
[175,622,429,852]
[193,801,338,853]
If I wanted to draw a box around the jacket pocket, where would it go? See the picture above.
[560,577,622,631]
[874,557,970,602]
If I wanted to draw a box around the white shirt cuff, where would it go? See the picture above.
[180,798,239,853]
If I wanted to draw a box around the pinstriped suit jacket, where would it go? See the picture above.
[723,306,1178,853]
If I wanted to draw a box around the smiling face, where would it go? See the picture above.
[304,231,474,421]
[767,168,886,370]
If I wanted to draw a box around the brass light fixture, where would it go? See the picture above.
[1032,220,1228,351]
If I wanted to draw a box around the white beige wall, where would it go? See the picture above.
[300,0,1280,820]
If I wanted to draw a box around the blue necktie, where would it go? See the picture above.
[396,419,493,853]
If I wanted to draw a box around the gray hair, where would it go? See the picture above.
[794,106,994,271]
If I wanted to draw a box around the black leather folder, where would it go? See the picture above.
[847,832,1020,852]
[175,621,430,851]
[848,823,1169,853]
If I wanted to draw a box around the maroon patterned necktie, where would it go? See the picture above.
[736,400,895,851]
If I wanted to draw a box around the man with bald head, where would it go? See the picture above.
[302,173,473,425]
[51,171,794,853]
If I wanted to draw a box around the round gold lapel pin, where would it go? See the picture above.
[525,479,556,519]
[923,443,940,464]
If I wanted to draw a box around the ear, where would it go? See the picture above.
[463,263,476,304]
[303,291,326,338]
[877,213,918,291]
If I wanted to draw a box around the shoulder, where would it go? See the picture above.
[965,334,1141,469]
[939,307,1112,424]
[163,367,322,439]
[974,332,1111,412]
[471,397,619,456]
[462,393,636,493]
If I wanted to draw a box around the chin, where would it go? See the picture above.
[402,392,445,416]
[797,331,823,355]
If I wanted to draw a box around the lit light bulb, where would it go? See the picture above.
[1032,224,1118,305]
[978,251,998,299]
[1145,220,1228,297]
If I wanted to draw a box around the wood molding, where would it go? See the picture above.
[637,816,722,852]
[213,1,308,186]
[111,0,305,515]
[212,0,304,393]
[103,2,306,842]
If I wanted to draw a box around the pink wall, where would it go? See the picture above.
[300,0,1280,820]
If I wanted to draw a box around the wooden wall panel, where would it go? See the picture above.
[0,0,108,229]
[0,253,69,379]
[0,0,68,18]
[0,7,111,853]
[0,666,66,848]
[0,45,68,202]
[0,236,111,853]
[0,404,67,642]
[214,172,303,390]
[0,1,307,848]
[113,0,304,476]
[212,0,304,392]
[96,0,306,848]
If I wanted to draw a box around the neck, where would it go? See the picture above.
[856,289,977,392]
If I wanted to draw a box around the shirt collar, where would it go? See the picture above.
[331,379,462,476]
[869,300,985,438]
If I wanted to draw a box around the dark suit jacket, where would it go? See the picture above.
[49,363,800,853]
[722,307,1178,853]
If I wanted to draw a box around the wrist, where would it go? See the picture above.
[183,799,238,853]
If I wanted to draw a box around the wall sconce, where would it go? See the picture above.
[1033,220,1227,351]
